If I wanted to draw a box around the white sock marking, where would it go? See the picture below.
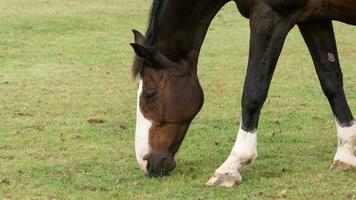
[215,125,257,180]
[334,120,356,166]
[135,80,152,172]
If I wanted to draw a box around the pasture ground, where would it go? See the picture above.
[0,0,355,199]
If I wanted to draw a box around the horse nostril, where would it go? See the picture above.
[143,155,151,174]
[146,161,151,174]
[161,157,167,171]
[162,156,176,174]
[144,154,176,177]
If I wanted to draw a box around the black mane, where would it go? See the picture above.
[132,0,163,78]
[146,0,163,45]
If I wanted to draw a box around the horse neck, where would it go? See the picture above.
[153,0,229,71]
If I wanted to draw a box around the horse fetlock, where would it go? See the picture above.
[217,150,257,173]
[336,121,356,154]
[234,150,257,167]
[336,121,356,141]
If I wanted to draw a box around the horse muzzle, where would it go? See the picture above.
[143,152,176,177]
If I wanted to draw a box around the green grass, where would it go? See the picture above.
[0,0,356,199]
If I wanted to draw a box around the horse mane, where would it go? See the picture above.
[132,0,163,78]
[146,0,163,45]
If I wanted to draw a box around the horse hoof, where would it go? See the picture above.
[329,160,356,172]
[205,173,241,187]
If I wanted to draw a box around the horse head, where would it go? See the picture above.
[130,30,204,176]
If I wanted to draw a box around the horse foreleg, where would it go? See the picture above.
[299,20,356,171]
[206,2,298,187]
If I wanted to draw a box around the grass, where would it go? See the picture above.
[0,0,355,199]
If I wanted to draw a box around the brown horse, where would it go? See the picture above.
[130,0,356,187]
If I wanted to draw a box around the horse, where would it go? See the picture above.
[130,0,356,187]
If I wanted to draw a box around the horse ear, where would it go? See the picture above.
[132,30,146,45]
[130,43,153,66]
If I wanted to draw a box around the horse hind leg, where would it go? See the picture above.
[298,20,356,171]
[206,2,299,187]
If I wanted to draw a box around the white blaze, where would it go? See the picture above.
[135,80,152,172]
[334,120,356,166]
[215,125,257,180]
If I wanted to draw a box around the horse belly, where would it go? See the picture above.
[298,0,356,25]
[328,0,356,25]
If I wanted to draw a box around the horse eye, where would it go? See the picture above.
[143,90,157,102]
